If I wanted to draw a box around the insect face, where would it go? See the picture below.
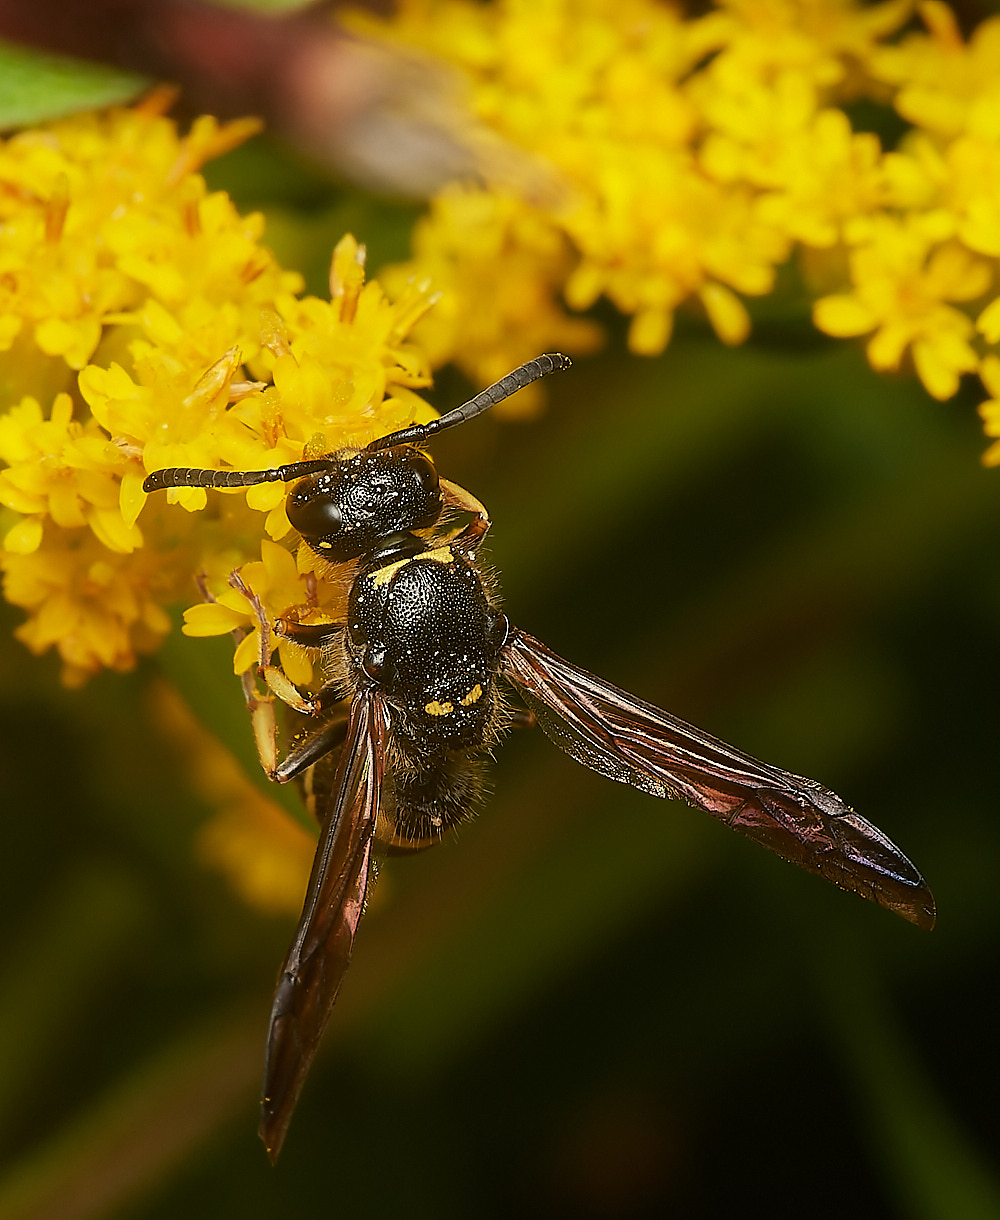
[287,445,442,563]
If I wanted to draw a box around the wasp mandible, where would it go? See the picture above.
[144,352,935,1160]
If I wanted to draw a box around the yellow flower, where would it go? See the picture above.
[2,528,178,687]
[0,96,278,396]
[869,2,1000,141]
[0,103,449,916]
[183,538,331,687]
[381,185,602,401]
[0,392,136,551]
[813,220,991,399]
[706,0,913,92]
[358,0,923,374]
[1,102,438,684]
[364,0,764,370]
[977,354,1000,466]
[882,131,1000,261]
[344,0,1000,466]
[0,98,457,926]
[705,102,888,248]
[564,148,785,352]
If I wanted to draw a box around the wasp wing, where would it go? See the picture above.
[259,688,391,1162]
[501,629,935,930]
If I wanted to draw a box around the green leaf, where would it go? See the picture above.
[0,40,149,128]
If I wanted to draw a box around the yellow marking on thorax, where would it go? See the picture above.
[369,544,455,588]
[424,699,454,716]
[370,557,408,587]
[460,684,483,706]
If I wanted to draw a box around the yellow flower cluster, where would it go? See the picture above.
[0,95,437,686]
[362,0,1000,440]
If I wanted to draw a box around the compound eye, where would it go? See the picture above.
[408,452,439,494]
[286,480,344,539]
[405,451,443,530]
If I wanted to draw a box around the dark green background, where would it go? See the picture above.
[1,134,998,1219]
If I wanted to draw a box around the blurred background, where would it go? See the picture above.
[3,4,1000,1218]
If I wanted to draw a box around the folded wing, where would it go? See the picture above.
[259,689,391,1162]
[501,629,935,930]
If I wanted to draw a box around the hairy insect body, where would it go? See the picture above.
[343,537,510,850]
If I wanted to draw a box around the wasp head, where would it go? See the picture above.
[287,445,442,562]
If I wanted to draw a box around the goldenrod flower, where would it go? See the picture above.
[2,529,178,682]
[366,0,764,371]
[813,221,990,400]
[359,0,921,378]
[704,104,888,249]
[382,185,602,403]
[977,353,1000,466]
[353,0,1000,452]
[183,538,325,687]
[1,100,437,686]
[868,1,1000,140]
[0,100,446,916]
[9,3,1000,691]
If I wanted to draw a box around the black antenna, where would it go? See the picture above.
[367,352,571,452]
[142,353,573,493]
[142,458,336,495]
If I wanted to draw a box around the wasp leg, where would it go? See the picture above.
[253,667,348,784]
[248,669,346,781]
[440,476,491,553]
[267,620,347,720]
[220,570,347,778]
[274,618,345,649]
[274,707,350,785]
[228,569,274,672]
[190,571,282,778]
[223,570,313,719]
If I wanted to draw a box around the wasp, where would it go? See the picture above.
[144,352,935,1160]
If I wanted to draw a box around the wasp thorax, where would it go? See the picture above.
[286,445,443,562]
